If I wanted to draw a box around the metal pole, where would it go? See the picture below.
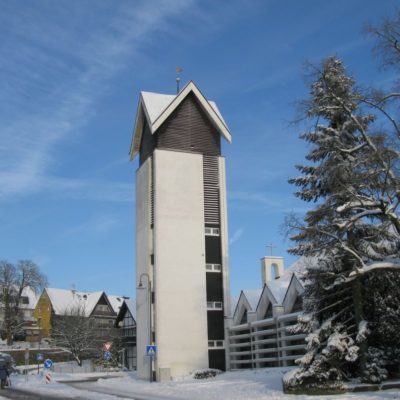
[149,280,153,383]
[138,273,153,383]
[37,317,41,374]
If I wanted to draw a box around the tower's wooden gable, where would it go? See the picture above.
[156,92,221,156]
[139,93,221,165]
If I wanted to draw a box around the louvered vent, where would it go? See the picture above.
[203,156,220,225]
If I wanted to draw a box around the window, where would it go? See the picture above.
[207,301,223,310]
[205,263,222,272]
[205,227,220,236]
[208,340,224,349]
[95,304,110,313]
[21,296,29,305]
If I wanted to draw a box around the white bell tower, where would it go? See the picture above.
[130,81,232,381]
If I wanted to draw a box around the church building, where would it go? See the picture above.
[130,81,232,380]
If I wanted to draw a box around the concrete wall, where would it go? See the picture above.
[218,157,231,368]
[136,157,153,380]
[153,149,209,379]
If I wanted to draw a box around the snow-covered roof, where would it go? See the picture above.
[130,81,232,160]
[45,288,104,317]
[265,257,312,303]
[242,289,263,311]
[107,295,125,314]
[20,286,40,310]
[125,298,136,320]
[231,257,312,317]
[267,272,294,304]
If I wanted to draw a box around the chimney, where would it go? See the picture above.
[260,256,284,285]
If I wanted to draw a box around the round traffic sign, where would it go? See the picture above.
[44,359,53,369]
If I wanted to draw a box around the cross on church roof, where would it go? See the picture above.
[266,243,277,256]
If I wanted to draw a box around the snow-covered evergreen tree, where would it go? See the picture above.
[284,56,400,390]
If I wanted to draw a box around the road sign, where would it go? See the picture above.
[44,359,53,369]
[103,351,112,361]
[146,345,157,357]
[36,353,44,361]
[45,371,52,384]
[103,341,112,351]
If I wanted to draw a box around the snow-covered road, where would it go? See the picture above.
[5,368,400,400]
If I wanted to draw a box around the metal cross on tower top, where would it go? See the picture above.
[266,243,277,256]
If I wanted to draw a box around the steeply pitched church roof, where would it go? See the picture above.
[130,81,232,160]
[231,257,311,320]
[242,289,263,311]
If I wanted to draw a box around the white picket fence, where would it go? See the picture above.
[227,311,307,370]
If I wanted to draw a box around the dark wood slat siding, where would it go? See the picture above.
[139,119,155,166]
[208,349,226,371]
[155,93,221,156]
[203,156,220,225]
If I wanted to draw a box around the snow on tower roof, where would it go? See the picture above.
[130,81,232,160]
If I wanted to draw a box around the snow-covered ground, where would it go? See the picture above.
[8,368,400,399]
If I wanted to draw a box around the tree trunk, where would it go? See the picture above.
[352,278,367,374]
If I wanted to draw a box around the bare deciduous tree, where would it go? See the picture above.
[51,303,99,366]
[51,302,120,366]
[0,260,47,345]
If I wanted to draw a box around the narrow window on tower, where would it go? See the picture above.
[205,227,220,236]
[208,340,224,349]
[207,301,223,310]
[205,263,222,272]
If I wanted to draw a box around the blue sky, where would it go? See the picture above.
[0,0,398,299]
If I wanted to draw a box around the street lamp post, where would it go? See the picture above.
[37,316,41,374]
[137,273,153,382]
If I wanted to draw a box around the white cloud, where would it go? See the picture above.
[229,228,244,245]
[62,214,122,238]
[229,190,283,208]
[0,0,195,202]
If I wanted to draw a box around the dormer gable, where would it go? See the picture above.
[233,292,252,325]
[256,284,278,320]
[282,274,305,313]
[90,292,115,317]
[233,289,262,325]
